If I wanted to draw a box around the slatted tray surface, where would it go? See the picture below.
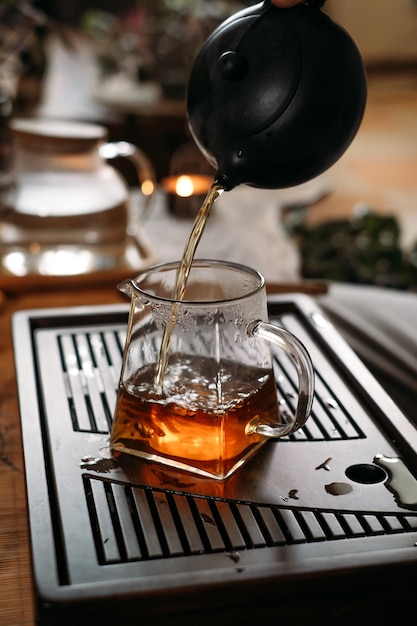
[12,295,417,625]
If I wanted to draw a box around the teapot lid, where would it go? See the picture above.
[10,118,107,154]
[202,14,302,139]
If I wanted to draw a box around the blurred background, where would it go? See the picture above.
[1,0,417,288]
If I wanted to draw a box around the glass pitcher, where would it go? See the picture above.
[111,259,315,480]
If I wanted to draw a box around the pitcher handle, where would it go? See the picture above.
[246,319,315,438]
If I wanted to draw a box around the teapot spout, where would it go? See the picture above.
[214,172,235,191]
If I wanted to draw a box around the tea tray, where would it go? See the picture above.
[12,295,417,625]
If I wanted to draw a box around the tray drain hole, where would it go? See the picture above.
[345,463,387,485]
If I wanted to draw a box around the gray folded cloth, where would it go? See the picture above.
[317,283,417,423]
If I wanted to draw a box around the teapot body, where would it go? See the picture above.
[187,1,367,190]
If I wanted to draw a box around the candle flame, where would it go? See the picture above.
[175,175,194,198]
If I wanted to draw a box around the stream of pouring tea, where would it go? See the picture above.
[153,182,224,391]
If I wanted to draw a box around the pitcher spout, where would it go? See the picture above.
[117,278,137,298]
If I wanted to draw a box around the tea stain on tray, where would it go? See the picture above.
[325,482,353,496]
[374,454,417,510]
[288,489,299,500]
[80,455,118,473]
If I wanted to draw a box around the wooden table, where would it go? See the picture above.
[0,285,125,626]
[4,275,417,626]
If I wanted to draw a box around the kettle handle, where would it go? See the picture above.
[99,141,156,198]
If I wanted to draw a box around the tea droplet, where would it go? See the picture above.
[227,551,240,563]
[201,513,216,527]
[326,398,338,409]
[316,457,332,471]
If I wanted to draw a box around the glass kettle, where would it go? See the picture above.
[0,118,155,275]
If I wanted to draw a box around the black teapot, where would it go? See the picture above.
[186,0,367,190]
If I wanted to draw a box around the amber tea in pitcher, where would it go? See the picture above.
[111,356,281,479]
